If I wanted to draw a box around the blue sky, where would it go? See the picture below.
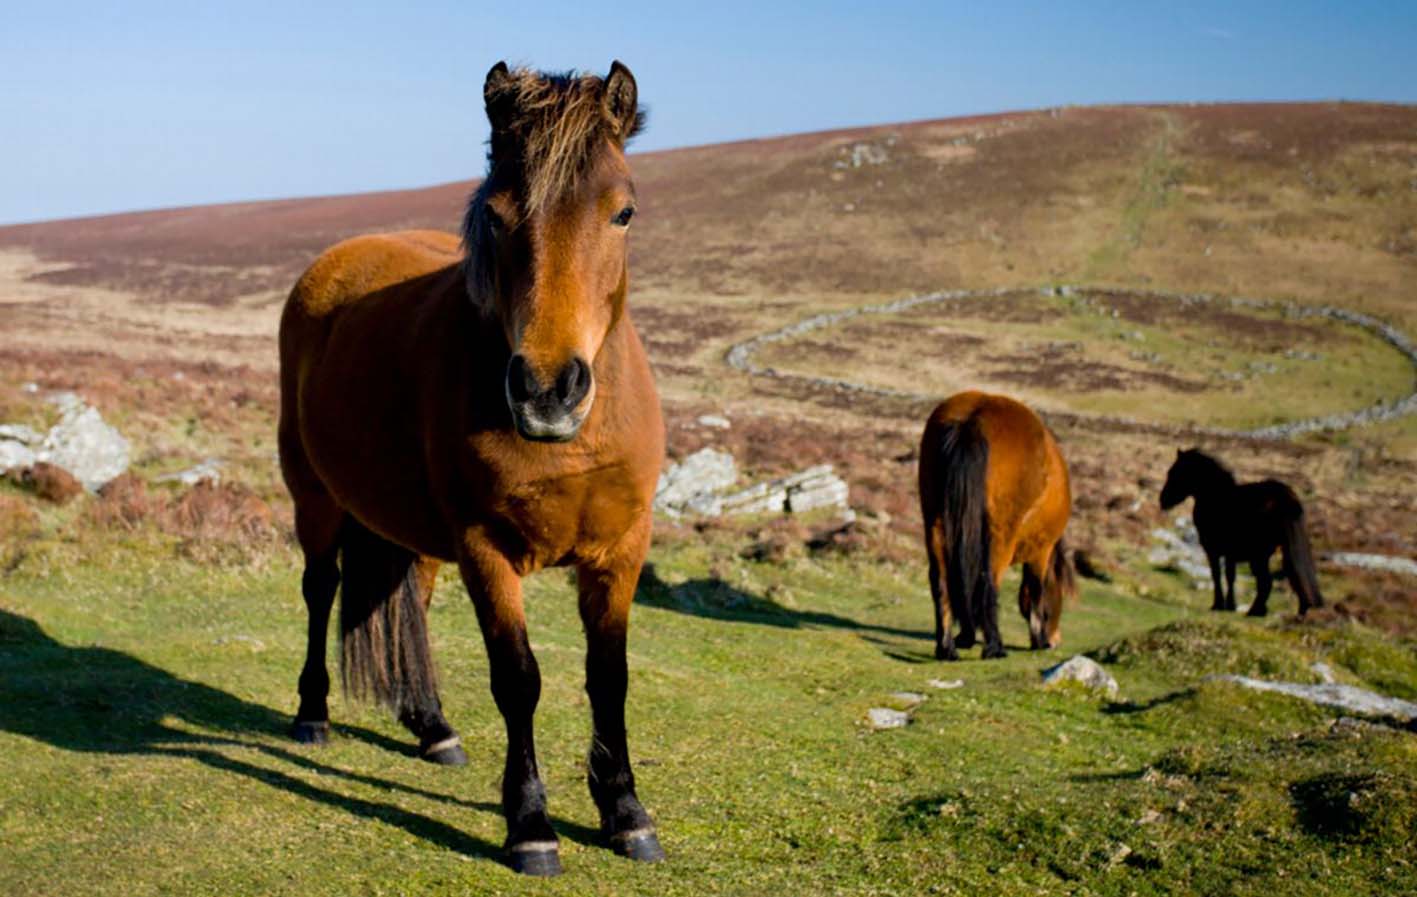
[2,1,1414,224]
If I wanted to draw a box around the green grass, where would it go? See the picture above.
[1,526,1415,896]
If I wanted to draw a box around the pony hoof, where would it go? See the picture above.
[291,720,329,745]
[420,735,468,767]
[506,842,562,877]
[935,645,959,661]
[982,645,1007,660]
[954,632,976,649]
[1246,606,1267,618]
[610,828,666,863]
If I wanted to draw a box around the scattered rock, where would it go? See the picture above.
[866,707,911,730]
[655,449,851,519]
[654,448,738,517]
[1209,675,1417,721]
[1311,661,1337,685]
[0,437,37,477]
[927,678,964,690]
[155,459,222,486]
[888,691,927,708]
[1042,655,1120,698]
[1326,552,1417,579]
[696,414,731,430]
[1148,516,1211,589]
[0,424,43,447]
[35,393,130,492]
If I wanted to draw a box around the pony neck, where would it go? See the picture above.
[1188,457,1236,500]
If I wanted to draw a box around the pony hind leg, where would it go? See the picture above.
[292,498,342,745]
[395,556,465,766]
[1247,556,1273,618]
[928,552,960,660]
[340,520,464,766]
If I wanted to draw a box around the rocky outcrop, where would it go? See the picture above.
[0,393,130,492]
[654,448,851,519]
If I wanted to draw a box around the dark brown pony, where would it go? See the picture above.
[278,62,663,876]
[1160,448,1323,616]
[918,391,1074,660]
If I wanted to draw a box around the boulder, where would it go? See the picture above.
[1042,655,1119,698]
[866,707,910,730]
[36,393,130,492]
[653,448,738,516]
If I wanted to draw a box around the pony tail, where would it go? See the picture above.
[1048,535,1078,605]
[1279,512,1324,613]
[338,521,440,712]
[935,418,995,633]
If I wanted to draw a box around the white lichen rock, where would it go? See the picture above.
[1042,655,1119,698]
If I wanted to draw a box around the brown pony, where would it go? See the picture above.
[278,62,663,876]
[918,391,1074,660]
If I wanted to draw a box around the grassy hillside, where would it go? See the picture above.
[1,510,1414,897]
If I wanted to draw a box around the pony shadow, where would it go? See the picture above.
[635,563,931,642]
[0,608,589,859]
[1100,688,1198,716]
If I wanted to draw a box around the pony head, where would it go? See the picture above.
[463,62,644,442]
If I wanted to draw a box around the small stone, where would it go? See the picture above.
[1311,662,1336,685]
[866,707,910,730]
[155,459,222,486]
[696,414,731,430]
[889,691,927,707]
[927,679,964,690]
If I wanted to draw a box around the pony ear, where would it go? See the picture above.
[484,61,516,133]
[603,60,641,140]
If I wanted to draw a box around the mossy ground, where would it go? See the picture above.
[2,518,1413,897]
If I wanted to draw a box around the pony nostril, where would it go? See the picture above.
[555,357,591,408]
[506,354,540,404]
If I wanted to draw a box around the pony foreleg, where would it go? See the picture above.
[578,547,665,863]
[460,545,560,877]
[1019,564,1047,650]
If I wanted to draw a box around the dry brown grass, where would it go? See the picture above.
[85,473,283,564]
[9,463,83,505]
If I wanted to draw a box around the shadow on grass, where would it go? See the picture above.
[1100,687,1198,715]
[636,562,931,641]
[0,608,600,861]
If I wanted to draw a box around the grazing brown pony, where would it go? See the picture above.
[1160,448,1323,616]
[918,391,1074,660]
[278,62,664,876]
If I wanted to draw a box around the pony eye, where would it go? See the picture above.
[612,206,635,227]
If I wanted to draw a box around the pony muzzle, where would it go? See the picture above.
[505,354,594,442]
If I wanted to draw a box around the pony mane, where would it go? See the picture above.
[462,67,645,307]
[1182,449,1236,485]
[486,68,644,214]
